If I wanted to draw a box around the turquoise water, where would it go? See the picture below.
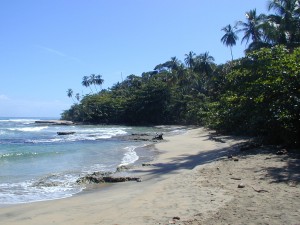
[0,117,173,204]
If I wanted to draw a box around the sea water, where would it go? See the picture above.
[0,117,178,205]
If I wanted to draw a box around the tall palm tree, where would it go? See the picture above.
[67,89,75,103]
[82,75,93,93]
[237,9,266,47]
[184,51,196,69]
[95,74,104,91]
[267,0,300,47]
[89,74,97,92]
[75,93,80,102]
[221,24,239,61]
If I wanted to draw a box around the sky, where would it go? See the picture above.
[0,0,270,117]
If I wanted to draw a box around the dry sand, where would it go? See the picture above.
[0,128,299,225]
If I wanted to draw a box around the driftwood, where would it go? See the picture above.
[251,186,269,193]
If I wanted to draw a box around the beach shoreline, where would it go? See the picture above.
[0,127,299,225]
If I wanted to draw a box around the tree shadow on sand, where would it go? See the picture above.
[259,151,300,186]
[133,132,242,178]
[134,132,300,186]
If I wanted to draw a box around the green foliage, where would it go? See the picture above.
[207,46,300,146]
[124,79,171,125]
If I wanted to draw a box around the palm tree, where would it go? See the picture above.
[221,24,239,61]
[163,57,182,84]
[267,0,300,48]
[194,52,215,76]
[170,56,181,71]
[154,57,181,73]
[237,9,266,48]
[82,76,93,93]
[89,74,97,92]
[75,93,80,102]
[184,51,196,69]
[95,74,104,91]
[67,89,75,103]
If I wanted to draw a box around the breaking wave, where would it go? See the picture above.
[8,126,49,132]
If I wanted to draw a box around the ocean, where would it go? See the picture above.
[0,117,182,205]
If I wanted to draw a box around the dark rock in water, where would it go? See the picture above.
[131,133,149,136]
[76,172,111,184]
[153,133,163,140]
[57,131,76,135]
[116,165,132,172]
[76,172,141,184]
[142,163,152,166]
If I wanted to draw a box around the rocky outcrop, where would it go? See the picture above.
[35,120,74,125]
[76,172,141,184]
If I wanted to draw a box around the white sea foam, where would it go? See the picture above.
[0,174,83,204]
[25,138,62,144]
[76,127,128,137]
[24,127,129,143]
[8,126,49,132]
[119,145,141,166]
[0,152,39,159]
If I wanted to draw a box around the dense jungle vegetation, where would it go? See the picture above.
[62,0,300,147]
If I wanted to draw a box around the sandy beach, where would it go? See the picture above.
[1,128,299,225]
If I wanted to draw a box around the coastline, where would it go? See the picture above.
[0,127,299,224]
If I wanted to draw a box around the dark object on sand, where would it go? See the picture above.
[153,133,163,140]
[276,149,288,155]
[238,183,245,188]
[57,131,76,135]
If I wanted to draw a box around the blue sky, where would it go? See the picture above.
[0,0,269,117]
